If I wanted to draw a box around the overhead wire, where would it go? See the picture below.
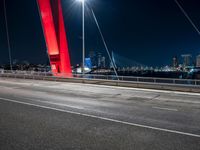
[174,0,200,35]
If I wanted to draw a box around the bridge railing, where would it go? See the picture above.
[0,70,200,86]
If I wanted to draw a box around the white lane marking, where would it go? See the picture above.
[0,97,200,138]
[40,101,85,110]
[152,107,178,112]
[23,98,85,110]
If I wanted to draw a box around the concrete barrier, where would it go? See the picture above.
[0,73,200,93]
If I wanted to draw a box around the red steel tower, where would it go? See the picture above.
[37,0,72,77]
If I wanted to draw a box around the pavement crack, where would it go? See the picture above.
[150,94,161,100]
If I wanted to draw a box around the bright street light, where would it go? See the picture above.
[77,0,85,3]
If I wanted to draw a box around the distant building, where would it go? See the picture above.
[89,51,97,68]
[85,58,92,69]
[196,55,200,67]
[172,56,178,68]
[89,51,107,68]
[97,53,102,68]
[101,56,106,68]
[181,54,192,67]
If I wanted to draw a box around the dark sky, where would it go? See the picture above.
[1,0,200,66]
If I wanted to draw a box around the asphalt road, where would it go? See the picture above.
[0,78,200,150]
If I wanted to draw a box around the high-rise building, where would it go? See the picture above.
[172,56,178,68]
[97,53,102,68]
[84,58,92,69]
[181,54,192,67]
[101,56,106,68]
[89,51,106,68]
[89,51,97,68]
[196,55,200,67]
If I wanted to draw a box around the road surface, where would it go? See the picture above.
[0,78,200,150]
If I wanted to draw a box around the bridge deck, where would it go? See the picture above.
[0,78,200,149]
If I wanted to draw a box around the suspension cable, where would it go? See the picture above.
[90,8,119,80]
[174,0,200,35]
[3,0,13,71]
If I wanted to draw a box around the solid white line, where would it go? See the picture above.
[0,97,200,138]
[37,101,85,109]
[14,96,87,110]
[152,107,178,112]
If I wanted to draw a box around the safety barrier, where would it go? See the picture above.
[0,70,200,93]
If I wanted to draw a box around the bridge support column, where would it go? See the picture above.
[37,0,72,77]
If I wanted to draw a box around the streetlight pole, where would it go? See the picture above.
[82,0,85,75]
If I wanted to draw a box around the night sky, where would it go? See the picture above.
[1,0,200,67]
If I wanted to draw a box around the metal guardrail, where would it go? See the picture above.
[0,70,200,86]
